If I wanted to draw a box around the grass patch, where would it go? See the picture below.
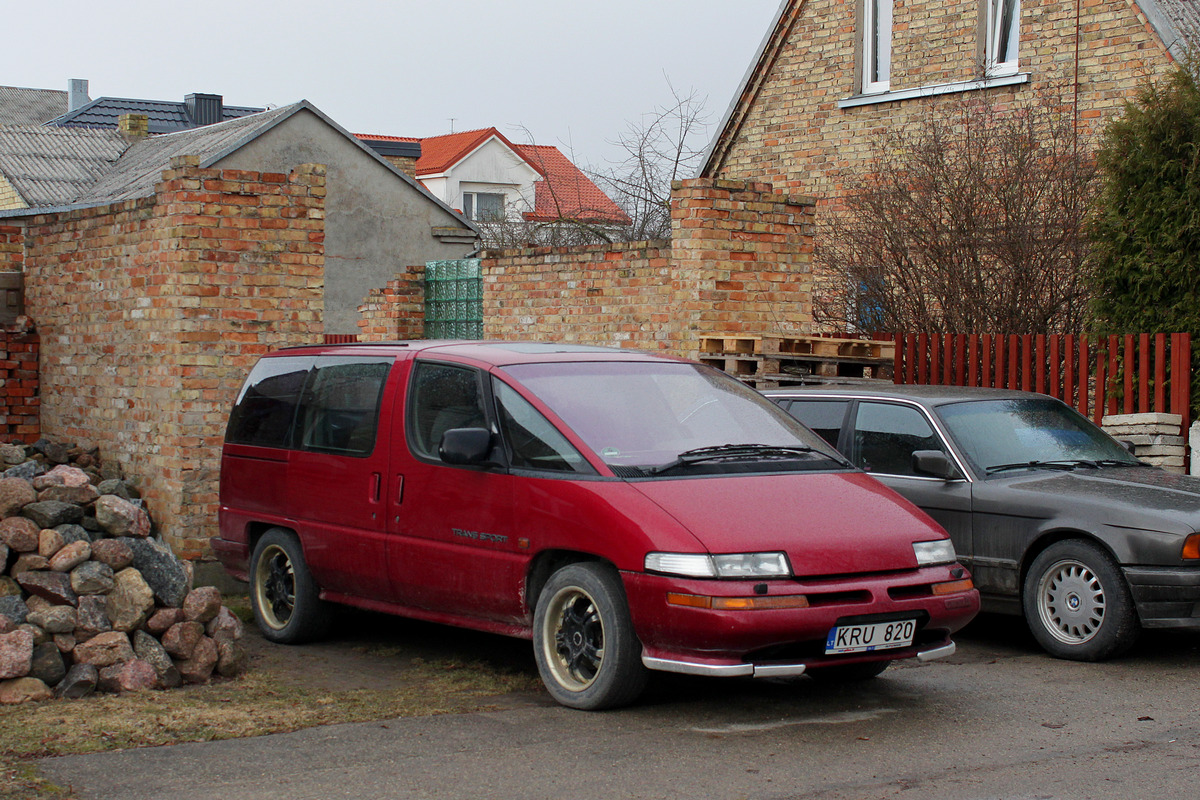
[1,654,542,800]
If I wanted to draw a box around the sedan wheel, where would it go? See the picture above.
[1023,540,1138,661]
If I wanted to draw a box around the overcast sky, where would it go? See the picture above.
[6,0,782,171]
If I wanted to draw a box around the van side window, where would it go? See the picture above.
[410,362,488,459]
[494,380,592,474]
[225,357,314,448]
[297,357,392,456]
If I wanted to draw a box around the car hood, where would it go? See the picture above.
[628,471,946,578]
[987,467,1200,534]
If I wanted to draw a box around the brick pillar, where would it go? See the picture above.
[669,178,816,358]
[357,265,425,341]
[0,320,38,443]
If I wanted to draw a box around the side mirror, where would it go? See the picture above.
[1119,439,1136,453]
[912,450,960,480]
[439,427,495,466]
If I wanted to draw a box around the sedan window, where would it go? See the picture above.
[853,402,948,476]
[784,399,850,447]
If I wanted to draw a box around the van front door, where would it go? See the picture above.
[387,360,522,624]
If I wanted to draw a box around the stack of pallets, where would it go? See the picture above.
[698,335,895,388]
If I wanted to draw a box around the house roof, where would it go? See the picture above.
[0,99,478,232]
[77,104,298,204]
[354,133,422,160]
[0,85,68,126]
[0,124,126,207]
[512,144,631,226]
[699,0,1200,177]
[47,96,264,134]
[414,128,542,177]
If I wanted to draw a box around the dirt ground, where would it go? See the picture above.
[238,601,552,705]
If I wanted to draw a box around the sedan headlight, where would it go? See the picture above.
[645,551,792,579]
[913,539,957,567]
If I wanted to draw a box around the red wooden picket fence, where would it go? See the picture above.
[322,334,360,344]
[893,332,1193,432]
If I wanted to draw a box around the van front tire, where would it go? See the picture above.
[250,528,332,644]
[533,563,647,710]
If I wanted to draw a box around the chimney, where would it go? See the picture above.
[118,113,150,142]
[185,93,223,127]
[67,78,89,111]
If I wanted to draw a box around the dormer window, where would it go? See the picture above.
[862,0,893,93]
[986,0,1020,75]
[462,192,505,222]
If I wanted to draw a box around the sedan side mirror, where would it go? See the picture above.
[912,450,961,480]
[440,427,496,466]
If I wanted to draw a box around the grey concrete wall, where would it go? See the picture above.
[214,109,476,334]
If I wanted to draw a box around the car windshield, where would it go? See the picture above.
[500,361,845,476]
[936,398,1143,475]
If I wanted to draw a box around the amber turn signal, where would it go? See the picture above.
[1182,534,1200,560]
[666,592,810,610]
[931,578,975,596]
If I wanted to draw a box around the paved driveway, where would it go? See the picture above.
[40,616,1200,800]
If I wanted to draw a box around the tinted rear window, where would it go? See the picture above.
[227,356,392,454]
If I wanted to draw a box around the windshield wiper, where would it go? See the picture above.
[649,443,817,475]
[986,459,1099,475]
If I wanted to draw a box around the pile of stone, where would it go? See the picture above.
[0,438,246,704]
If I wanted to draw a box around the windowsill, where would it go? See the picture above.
[837,72,1030,109]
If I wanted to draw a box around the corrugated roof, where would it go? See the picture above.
[0,86,69,126]
[513,144,631,225]
[1140,0,1200,59]
[47,97,264,134]
[0,124,127,207]
[78,104,298,204]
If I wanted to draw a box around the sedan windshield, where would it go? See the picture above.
[501,361,845,475]
[936,398,1143,476]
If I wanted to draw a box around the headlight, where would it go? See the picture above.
[645,551,792,579]
[913,539,956,567]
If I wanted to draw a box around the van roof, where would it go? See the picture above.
[274,340,685,367]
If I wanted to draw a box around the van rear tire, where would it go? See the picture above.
[250,528,332,644]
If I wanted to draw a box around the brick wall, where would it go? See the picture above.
[479,178,815,357]
[0,175,26,212]
[0,320,38,443]
[0,223,21,271]
[22,161,326,558]
[708,0,1172,201]
[357,265,425,340]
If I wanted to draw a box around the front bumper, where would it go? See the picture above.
[643,640,957,678]
[623,565,979,676]
[1124,566,1200,629]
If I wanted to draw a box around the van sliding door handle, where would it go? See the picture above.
[370,472,381,502]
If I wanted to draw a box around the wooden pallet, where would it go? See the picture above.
[699,335,762,355]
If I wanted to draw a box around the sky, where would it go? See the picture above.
[5,0,783,171]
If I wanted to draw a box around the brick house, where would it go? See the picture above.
[700,0,1200,202]
[0,100,477,558]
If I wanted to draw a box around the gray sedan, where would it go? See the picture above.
[765,385,1200,661]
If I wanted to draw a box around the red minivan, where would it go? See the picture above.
[215,341,979,709]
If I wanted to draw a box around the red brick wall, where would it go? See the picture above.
[358,265,425,340]
[0,224,21,271]
[22,161,326,558]
[0,322,38,443]
[479,178,816,357]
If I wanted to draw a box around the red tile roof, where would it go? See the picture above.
[355,127,630,226]
[513,144,631,226]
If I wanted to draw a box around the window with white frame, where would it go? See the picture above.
[862,0,893,93]
[462,192,506,222]
[985,0,1020,75]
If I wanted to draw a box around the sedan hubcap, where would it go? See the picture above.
[1037,559,1105,645]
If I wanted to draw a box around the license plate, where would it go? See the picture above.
[825,619,916,654]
